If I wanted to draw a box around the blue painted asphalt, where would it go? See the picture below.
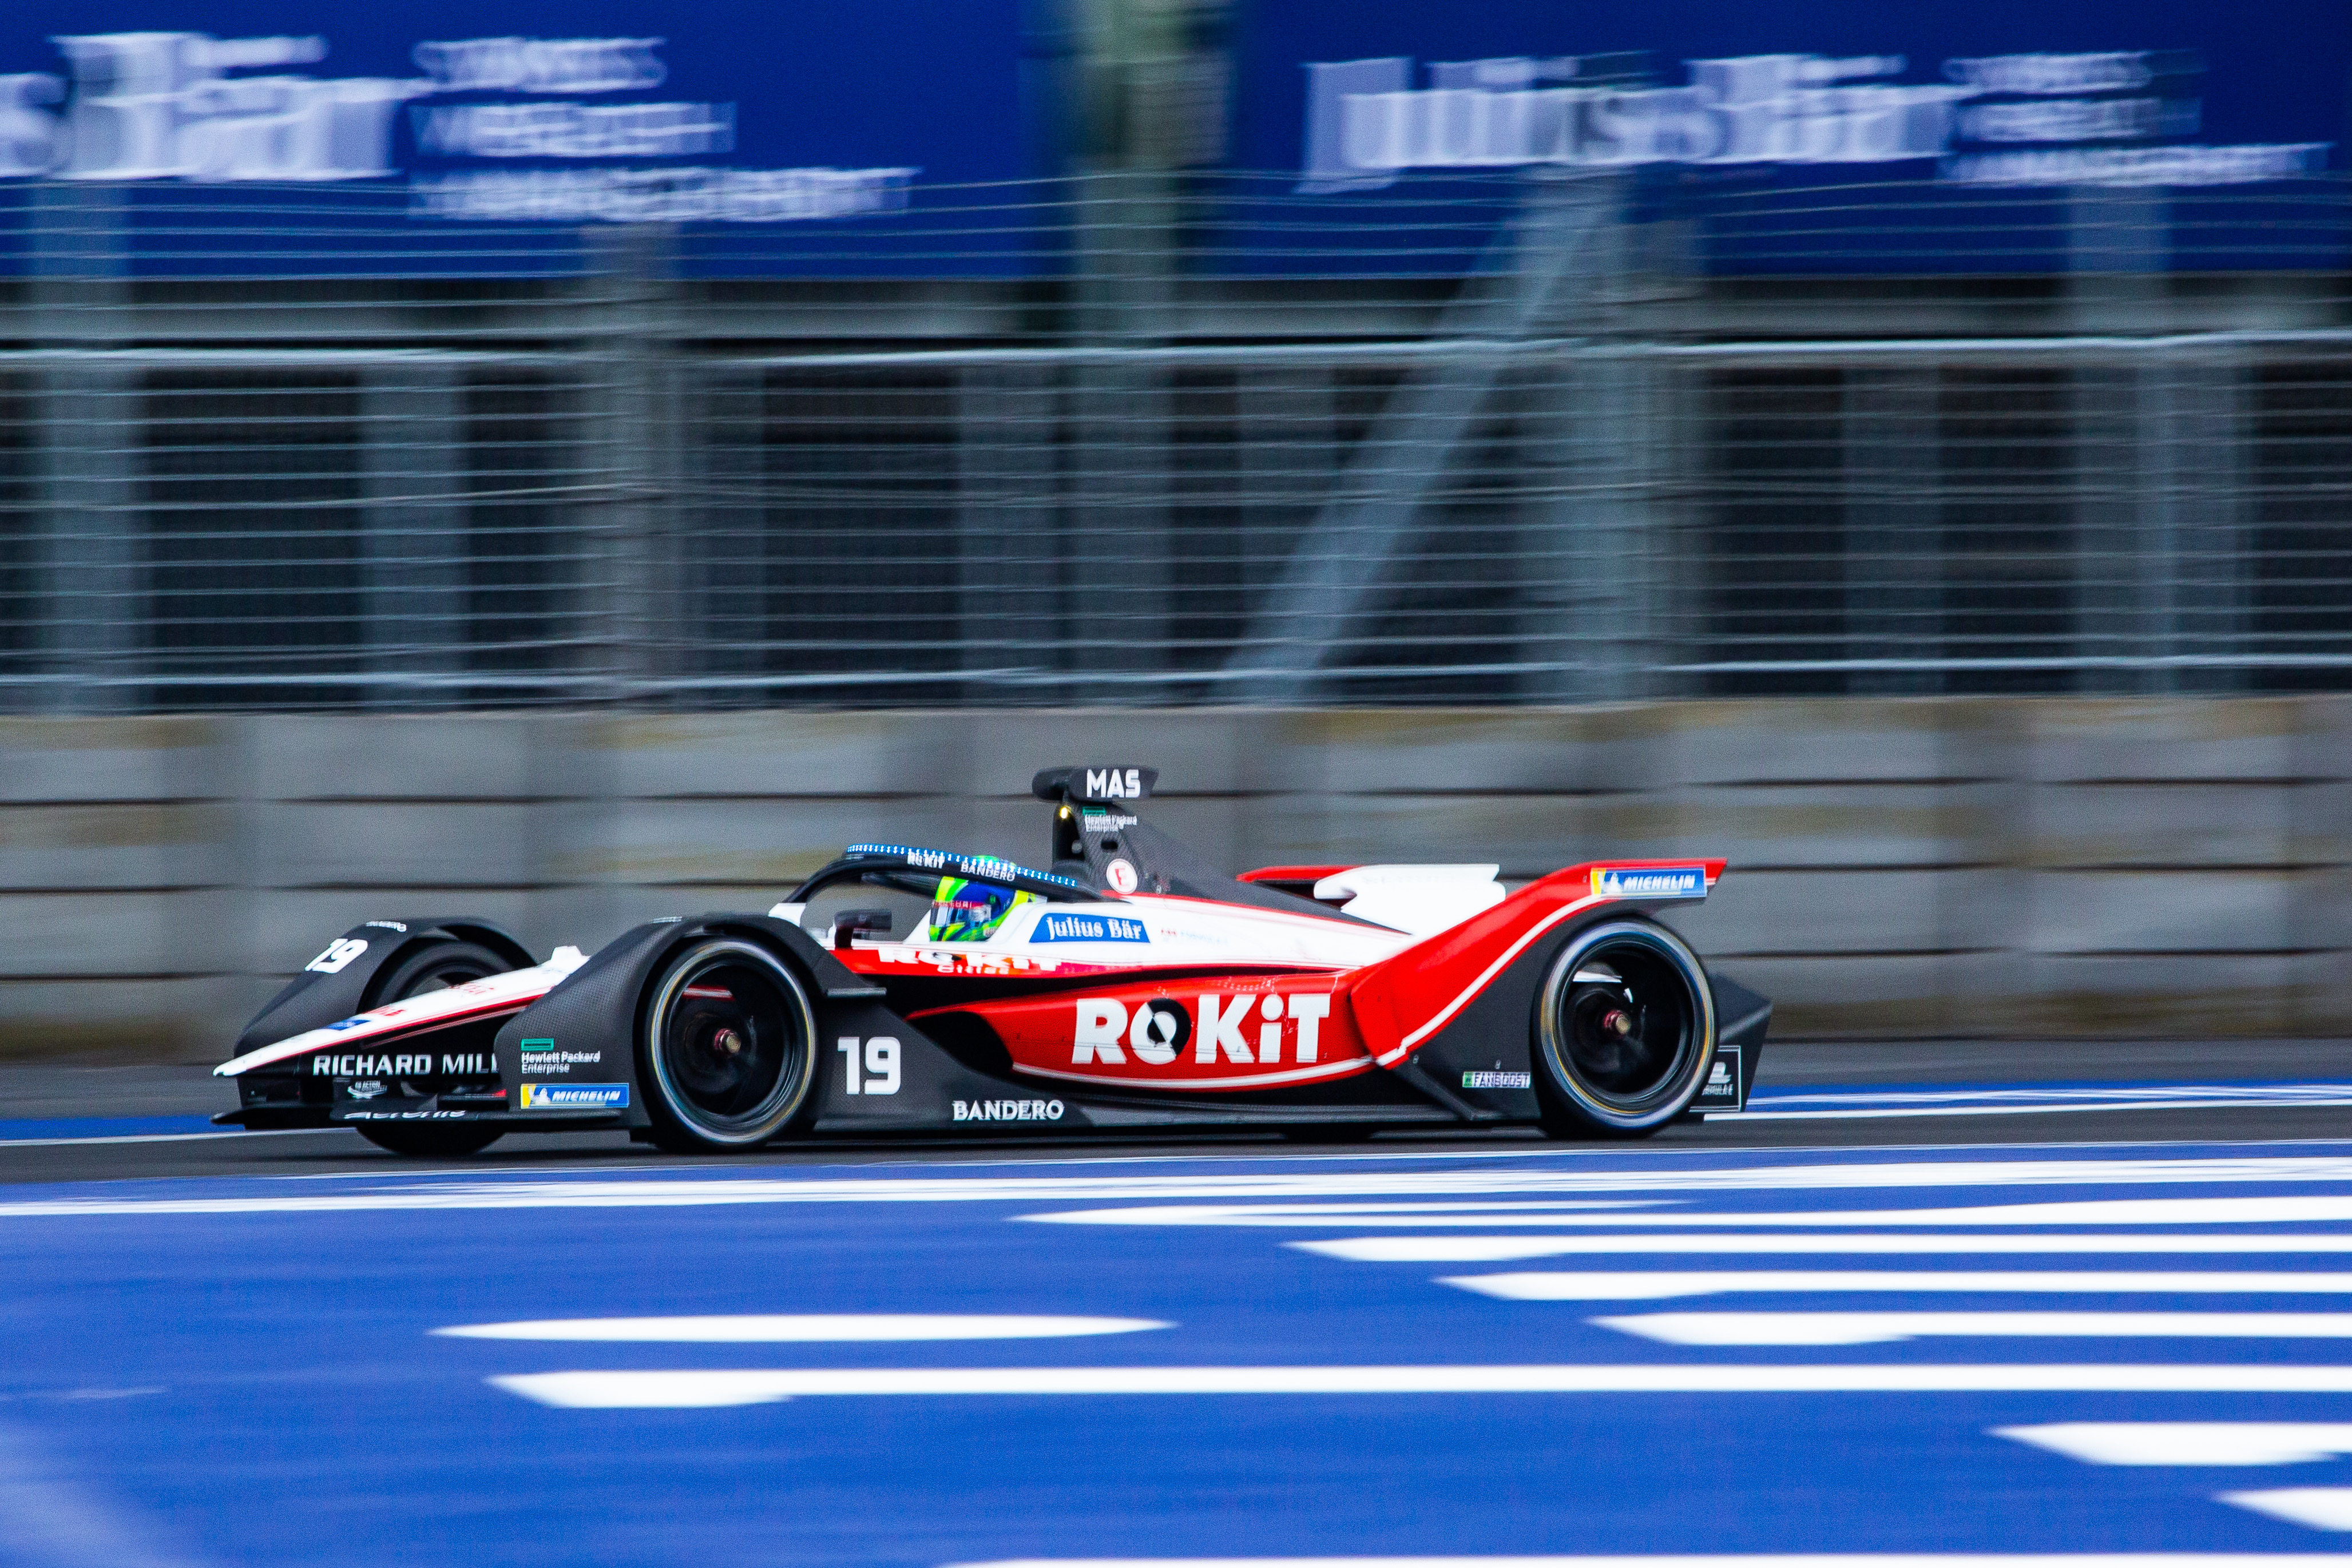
[13,1140,2352,1565]
[9,1079,2352,1148]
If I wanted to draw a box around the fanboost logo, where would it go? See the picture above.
[1589,865,1707,900]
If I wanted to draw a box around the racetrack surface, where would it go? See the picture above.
[1,1038,2347,1182]
[3,1042,2352,1563]
[14,1130,2352,1565]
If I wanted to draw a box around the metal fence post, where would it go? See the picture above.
[2156,343,2254,692]
[1521,343,1659,702]
[1066,356,1169,692]
[579,224,678,705]
[957,362,1061,697]
[29,184,138,714]
[1843,365,1943,695]
[359,363,468,708]
[681,364,765,704]
[1235,365,1332,618]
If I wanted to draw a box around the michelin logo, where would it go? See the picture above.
[518,1083,629,1110]
[1589,865,1707,900]
[1035,913,1149,944]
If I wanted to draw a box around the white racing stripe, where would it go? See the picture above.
[493,1363,2352,1408]
[1302,1236,2352,1261]
[437,1314,1168,1342]
[1596,1311,2352,1346]
[1032,1196,2352,1229]
[1444,1272,2352,1301]
[1997,1424,2352,1467]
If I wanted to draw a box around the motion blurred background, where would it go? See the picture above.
[0,0,2346,1057]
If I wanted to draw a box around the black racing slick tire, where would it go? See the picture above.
[357,939,514,1158]
[637,938,819,1153]
[370,940,511,1006]
[1533,919,1717,1139]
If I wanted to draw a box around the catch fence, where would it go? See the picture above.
[1,172,2347,708]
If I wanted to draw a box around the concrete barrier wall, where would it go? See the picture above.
[3,700,2346,1058]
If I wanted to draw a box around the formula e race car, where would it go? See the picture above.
[215,765,1768,1157]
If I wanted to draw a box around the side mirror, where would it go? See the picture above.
[832,908,894,945]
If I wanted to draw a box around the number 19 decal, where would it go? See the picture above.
[838,1036,901,1095]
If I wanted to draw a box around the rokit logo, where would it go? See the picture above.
[1073,993,1331,1066]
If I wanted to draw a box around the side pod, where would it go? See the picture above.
[489,914,1037,1135]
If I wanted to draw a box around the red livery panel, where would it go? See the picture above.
[953,979,1365,1091]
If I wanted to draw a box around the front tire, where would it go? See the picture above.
[1534,919,1716,1138]
[638,938,818,1153]
[361,938,513,1157]
[370,940,510,1006]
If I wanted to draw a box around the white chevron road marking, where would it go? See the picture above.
[1445,1271,2352,1301]
[1998,1425,2352,1467]
[493,1363,2352,1409]
[1598,1311,2352,1345]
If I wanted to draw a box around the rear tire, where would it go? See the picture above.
[638,938,818,1153]
[1533,919,1716,1140]
[357,1124,505,1158]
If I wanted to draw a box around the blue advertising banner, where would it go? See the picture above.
[0,2,1037,276]
[1224,0,2350,274]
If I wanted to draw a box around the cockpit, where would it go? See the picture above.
[774,844,1103,950]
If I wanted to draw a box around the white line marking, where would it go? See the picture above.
[436,1314,1169,1342]
[491,1363,2352,1409]
[1735,1097,2352,1122]
[2222,1490,2352,1531]
[0,1128,356,1150]
[1596,1311,2352,1346]
[946,1558,2352,1568]
[1997,1424,2352,1467]
[23,1157,2352,1219]
[1302,1236,2352,1261]
[1443,1272,2352,1301]
[1764,1085,2352,1109]
[1033,1196,2352,1229]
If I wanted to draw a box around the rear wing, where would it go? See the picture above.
[1243,859,1725,904]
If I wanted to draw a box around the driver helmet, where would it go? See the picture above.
[929,876,1034,942]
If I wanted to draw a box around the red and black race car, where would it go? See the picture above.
[216,765,1767,1156]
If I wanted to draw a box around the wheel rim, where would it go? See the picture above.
[645,940,815,1145]
[1537,922,1715,1128]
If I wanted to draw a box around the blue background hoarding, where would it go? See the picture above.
[1220,0,2352,275]
[0,1,1037,277]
